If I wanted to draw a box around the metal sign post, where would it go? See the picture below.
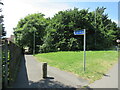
[74,29,86,71]
[83,29,86,71]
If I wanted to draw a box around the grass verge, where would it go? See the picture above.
[35,51,118,83]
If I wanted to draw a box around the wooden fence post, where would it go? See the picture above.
[42,62,47,78]
[0,42,2,90]
[4,40,8,87]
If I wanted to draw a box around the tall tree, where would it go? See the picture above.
[0,1,6,37]
[40,7,118,52]
[14,13,49,53]
[15,7,118,53]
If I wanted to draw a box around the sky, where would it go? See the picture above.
[2,0,119,37]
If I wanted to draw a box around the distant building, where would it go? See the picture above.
[7,35,15,42]
[10,35,15,42]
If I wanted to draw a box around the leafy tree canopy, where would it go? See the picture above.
[14,7,118,53]
[0,1,6,37]
[14,13,49,53]
[40,7,118,52]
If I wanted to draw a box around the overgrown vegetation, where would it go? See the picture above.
[35,51,118,83]
[14,13,49,53]
[0,1,6,37]
[14,7,119,53]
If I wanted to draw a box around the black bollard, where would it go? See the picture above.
[42,62,47,78]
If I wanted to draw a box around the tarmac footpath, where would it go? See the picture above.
[12,55,89,88]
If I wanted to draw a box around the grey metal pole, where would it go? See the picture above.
[95,9,96,48]
[84,29,86,71]
[33,30,35,55]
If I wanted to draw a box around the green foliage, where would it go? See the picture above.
[0,1,6,37]
[14,7,119,53]
[14,13,49,53]
[41,7,118,52]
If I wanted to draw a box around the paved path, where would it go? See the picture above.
[12,55,88,88]
[89,62,119,88]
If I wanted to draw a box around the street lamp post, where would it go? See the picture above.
[33,30,35,55]
[95,9,96,49]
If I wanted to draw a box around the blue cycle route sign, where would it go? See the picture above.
[73,29,86,71]
[74,30,84,35]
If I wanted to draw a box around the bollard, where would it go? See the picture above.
[42,62,47,78]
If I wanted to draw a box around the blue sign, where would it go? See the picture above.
[74,30,84,35]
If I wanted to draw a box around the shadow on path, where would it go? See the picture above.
[12,55,75,88]
[28,79,75,88]
[12,55,29,88]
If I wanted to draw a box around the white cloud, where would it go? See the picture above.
[16,0,120,2]
[3,0,71,37]
[32,2,72,18]
[112,20,118,24]
[118,20,120,27]
[3,0,119,37]
[31,0,119,2]
[72,0,119,2]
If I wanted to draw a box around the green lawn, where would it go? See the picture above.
[35,51,118,83]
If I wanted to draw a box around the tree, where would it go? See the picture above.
[15,7,118,53]
[92,7,118,49]
[0,1,6,37]
[14,13,49,53]
[40,7,118,52]
[40,8,91,52]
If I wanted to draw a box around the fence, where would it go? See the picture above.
[0,40,2,90]
[2,39,23,88]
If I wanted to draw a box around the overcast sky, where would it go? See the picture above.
[2,0,119,37]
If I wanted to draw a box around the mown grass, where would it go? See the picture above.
[35,51,118,83]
